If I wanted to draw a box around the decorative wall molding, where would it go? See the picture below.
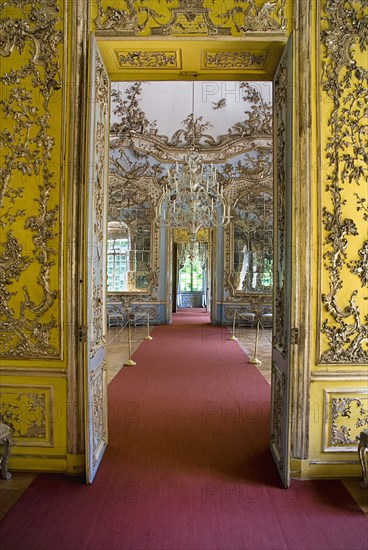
[0,0,63,359]
[130,134,272,163]
[270,361,285,468]
[88,48,109,359]
[0,385,54,447]
[323,389,368,452]
[319,0,368,363]
[203,50,268,70]
[273,49,288,358]
[90,362,107,468]
[94,0,288,36]
[114,49,181,69]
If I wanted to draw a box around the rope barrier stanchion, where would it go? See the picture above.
[249,319,262,365]
[123,318,137,366]
[144,310,153,341]
[228,308,238,341]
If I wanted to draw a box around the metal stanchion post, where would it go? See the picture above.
[228,308,238,341]
[144,310,153,341]
[123,317,137,366]
[250,319,262,365]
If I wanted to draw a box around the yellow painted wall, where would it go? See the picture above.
[1,0,366,479]
[306,0,368,478]
[0,0,69,471]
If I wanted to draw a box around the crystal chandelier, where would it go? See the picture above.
[156,84,231,239]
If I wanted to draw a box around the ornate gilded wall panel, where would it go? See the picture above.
[89,362,107,469]
[93,0,289,37]
[114,49,181,69]
[0,0,65,359]
[323,390,368,452]
[203,50,268,70]
[88,53,109,359]
[0,385,54,447]
[270,361,286,469]
[272,49,288,357]
[319,0,368,364]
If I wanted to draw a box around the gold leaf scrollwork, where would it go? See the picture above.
[204,50,267,69]
[217,0,287,34]
[94,0,287,36]
[0,391,46,440]
[0,1,62,358]
[95,0,167,34]
[270,362,285,467]
[273,52,288,357]
[116,50,178,68]
[320,0,368,363]
[90,365,107,467]
[331,397,368,446]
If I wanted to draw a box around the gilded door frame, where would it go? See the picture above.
[70,0,313,482]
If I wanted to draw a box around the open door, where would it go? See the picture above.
[270,36,293,488]
[84,34,110,483]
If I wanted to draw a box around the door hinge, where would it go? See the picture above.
[290,327,299,345]
[78,325,87,342]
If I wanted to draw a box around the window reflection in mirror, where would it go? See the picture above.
[177,242,207,308]
[233,192,273,293]
[107,199,151,293]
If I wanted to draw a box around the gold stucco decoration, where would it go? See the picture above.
[270,362,285,469]
[273,50,288,358]
[0,1,62,358]
[320,0,368,363]
[204,50,268,70]
[115,49,180,69]
[94,1,287,36]
[0,389,49,443]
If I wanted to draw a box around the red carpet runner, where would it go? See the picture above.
[1,309,367,549]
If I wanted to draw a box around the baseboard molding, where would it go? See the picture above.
[290,458,363,480]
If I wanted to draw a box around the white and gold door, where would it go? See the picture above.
[270,36,293,488]
[84,34,110,483]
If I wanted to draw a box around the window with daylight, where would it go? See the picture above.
[107,222,130,291]
[179,256,204,293]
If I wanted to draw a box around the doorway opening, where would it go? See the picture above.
[106,79,273,326]
[85,35,293,486]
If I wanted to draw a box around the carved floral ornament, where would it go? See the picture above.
[270,362,285,467]
[0,388,52,444]
[0,1,62,359]
[273,48,288,359]
[320,0,368,363]
[94,0,287,36]
[323,391,368,451]
[115,49,180,69]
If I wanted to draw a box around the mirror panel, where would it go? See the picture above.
[107,199,152,293]
[233,192,273,294]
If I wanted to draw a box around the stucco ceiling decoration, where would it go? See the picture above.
[129,133,271,164]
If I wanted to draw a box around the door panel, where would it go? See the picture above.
[84,34,110,483]
[270,36,293,488]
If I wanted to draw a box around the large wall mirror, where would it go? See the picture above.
[107,198,151,292]
[233,192,273,294]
